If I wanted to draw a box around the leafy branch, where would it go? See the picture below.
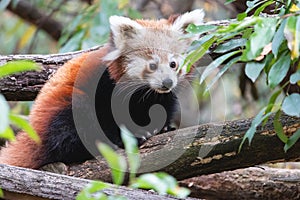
[185,0,300,151]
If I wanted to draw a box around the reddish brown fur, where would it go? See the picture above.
[0,47,110,168]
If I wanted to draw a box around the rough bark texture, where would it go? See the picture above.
[54,114,300,183]
[0,164,197,200]
[180,166,300,199]
[0,46,102,101]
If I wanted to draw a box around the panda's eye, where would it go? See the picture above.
[149,63,158,71]
[169,61,177,69]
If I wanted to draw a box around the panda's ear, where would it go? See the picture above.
[109,15,143,49]
[171,9,205,33]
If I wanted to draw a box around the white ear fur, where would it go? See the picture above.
[104,16,143,61]
[109,15,143,46]
[171,9,205,32]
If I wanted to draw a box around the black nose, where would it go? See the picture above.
[162,78,173,89]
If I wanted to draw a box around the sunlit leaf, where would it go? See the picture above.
[245,60,266,82]
[241,18,277,61]
[120,126,140,182]
[205,56,240,92]
[0,95,9,133]
[273,111,288,143]
[284,129,300,152]
[0,126,15,141]
[186,24,217,35]
[214,38,246,53]
[268,52,291,88]
[0,188,3,198]
[9,114,40,143]
[284,16,300,60]
[272,19,287,58]
[76,181,109,200]
[253,1,274,16]
[265,89,282,114]
[183,36,217,72]
[0,60,40,78]
[97,143,126,185]
[290,70,300,84]
[282,93,300,117]
[237,12,247,21]
[200,50,240,84]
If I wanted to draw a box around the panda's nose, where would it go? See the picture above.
[162,78,173,89]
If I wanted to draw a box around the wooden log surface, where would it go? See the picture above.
[0,164,197,200]
[180,166,300,199]
[58,114,300,182]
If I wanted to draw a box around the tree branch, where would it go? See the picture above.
[0,164,196,200]
[7,0,63,41]
[180,166,300,199]
[58,114,300,182]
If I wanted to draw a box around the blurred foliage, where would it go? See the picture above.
[186,0,300,151]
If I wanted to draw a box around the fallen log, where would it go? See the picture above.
[180,166,300,199]
[0,164,196,200]
[59,114,300,182]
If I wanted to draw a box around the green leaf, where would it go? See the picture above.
[253,1,274,16]
[59,30,85,53]
[183,36,217,72]
[273,111,288,143]
[237,12,247,21]
[282,93,300,117]
[241,18,277,61]
[131,172,190,198]
[76,181,109,200]
[97,143,126,185]
[290,70,300,84]
[239,108,273,152]
[9,114,40,143]
[284,129,300,152]
[0,94,9,133]
[225,0,236,5]
[265,89,282,114]
[200,50,240,84]
[186,24,217,35]
[245,60,266,82]
[0,126,15,141]
[0,60,40,79]
[0,188,3,198]
[120,126,140,182]
[205,56,240,92]
[284,16,300,59]
[268,52,291,88]
[214,38,246,54]
[272,19,287,58]
[0,0,10,11]
[131,173,168,194]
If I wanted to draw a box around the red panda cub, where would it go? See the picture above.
[0,9,204,169]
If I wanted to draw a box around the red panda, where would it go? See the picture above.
[0,9,204,169]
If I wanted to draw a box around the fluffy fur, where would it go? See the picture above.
[0,9,204,168]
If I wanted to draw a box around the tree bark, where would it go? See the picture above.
[0,164,196,200]
[180,166,300,199]
[56,114,300,182]
[0,46,102,101]
[7,0,63,41]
